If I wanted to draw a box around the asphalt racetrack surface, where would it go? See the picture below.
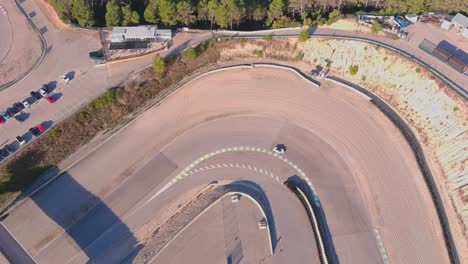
[3,67,449,264]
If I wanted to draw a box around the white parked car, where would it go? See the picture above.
[60,75,70,83]
[38,88,48,97]
[22,100,30,108]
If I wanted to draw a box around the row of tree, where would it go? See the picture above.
[50,0,467,28]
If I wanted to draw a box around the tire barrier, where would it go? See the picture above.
[284,179,329,264]
[0,0,47,91]
[326,76,459,264]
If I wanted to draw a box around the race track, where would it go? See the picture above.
[3,67,449,264]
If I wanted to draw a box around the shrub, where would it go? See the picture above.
[298,30,309,42]
[453,106,459,112]
[253,49,263,56]
[272,16,300,29]
[361,75,366,81]
[182,47,197,60]
[263,35,273,41]
[48,128,61,139]
[91,90,114,109]
[293,52,304,61]
[383,56,388,62]
[326,9,341,25]
[349,65,359,75]
[152,55,166,76]
[209,38,216,48]
[371,22,382,34]
[415,67,421,73]
[199,41,207,53]
[364,46,368,51]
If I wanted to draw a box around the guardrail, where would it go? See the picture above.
[0,0,47,91]
[216,32,467,100]
[325,76,459,264]
[284,179,329,264]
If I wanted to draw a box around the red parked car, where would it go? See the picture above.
[46,96,55,103]
[29,124,45,137]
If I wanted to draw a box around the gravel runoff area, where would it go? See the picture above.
[1,67,450,263]
[0,0,42,86]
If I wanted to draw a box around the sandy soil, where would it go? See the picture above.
[219,39,468,257]
[0,0,42,86]
[323,19,373,34]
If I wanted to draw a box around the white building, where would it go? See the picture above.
[111,25,172,43]
[451,13,468,38]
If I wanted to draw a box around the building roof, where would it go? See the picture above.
[111,26,158,42]
[440,20,452,30]
[451,13,468,27]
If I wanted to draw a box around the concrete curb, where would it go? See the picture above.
[325,76,459,264]
[0,0,47,91]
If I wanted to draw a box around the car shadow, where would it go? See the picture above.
[14,112,30,122]
[27,171,141,262]
[45,81,58,93]
[41,120,54,130]
[50,93,62,102]
[67,71,76,80]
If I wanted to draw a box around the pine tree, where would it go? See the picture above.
[215,5,228,28]
[207,0,218,27]
[105,0,123,27]
[71,0,95,27]
[157,0,177,25]
[122,5,133,26]
[266,0,284,26]
[50,0,74,22]
[144,3,158,23]
[177,1,196,25]
[131,11,140,24]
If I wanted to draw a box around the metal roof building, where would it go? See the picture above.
[451,13,468,28]
[111,26,172,43]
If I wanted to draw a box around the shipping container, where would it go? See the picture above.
[432,46,452,62]
[419,39,437,54]
[447,56,468,73]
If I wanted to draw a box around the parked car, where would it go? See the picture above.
[22,100,30,108]
[29,124,45,136]
[46,96,55,104]
[30,91,43,100]
[38,88,48,97]
[0,116,5,125]
[60,75,70,83]
[6,107,16,117]
[0,112,11,120]
[13,102,25,112]
[16,135,25,145]
[0,147,10,159]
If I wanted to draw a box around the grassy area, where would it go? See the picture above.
[0,41,222,205]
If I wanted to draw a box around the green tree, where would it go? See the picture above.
[177,1,196,25]
[131,11,140,24]
[215,5,228,28]
[122,5,133,26]
[298,29,309,41]
[144,3,158,23]
[71,0,95,27]
[182,47,197,59]
[252,4,266,22]
[197,0,209,22]
[152,55,166,76]
[326,9,341,25]
[207,0,219,27]
[266,0,284,26]
[157,0,177,25]
[105,0,123,27]
[50,0,73,23]
[371,21,382,34]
